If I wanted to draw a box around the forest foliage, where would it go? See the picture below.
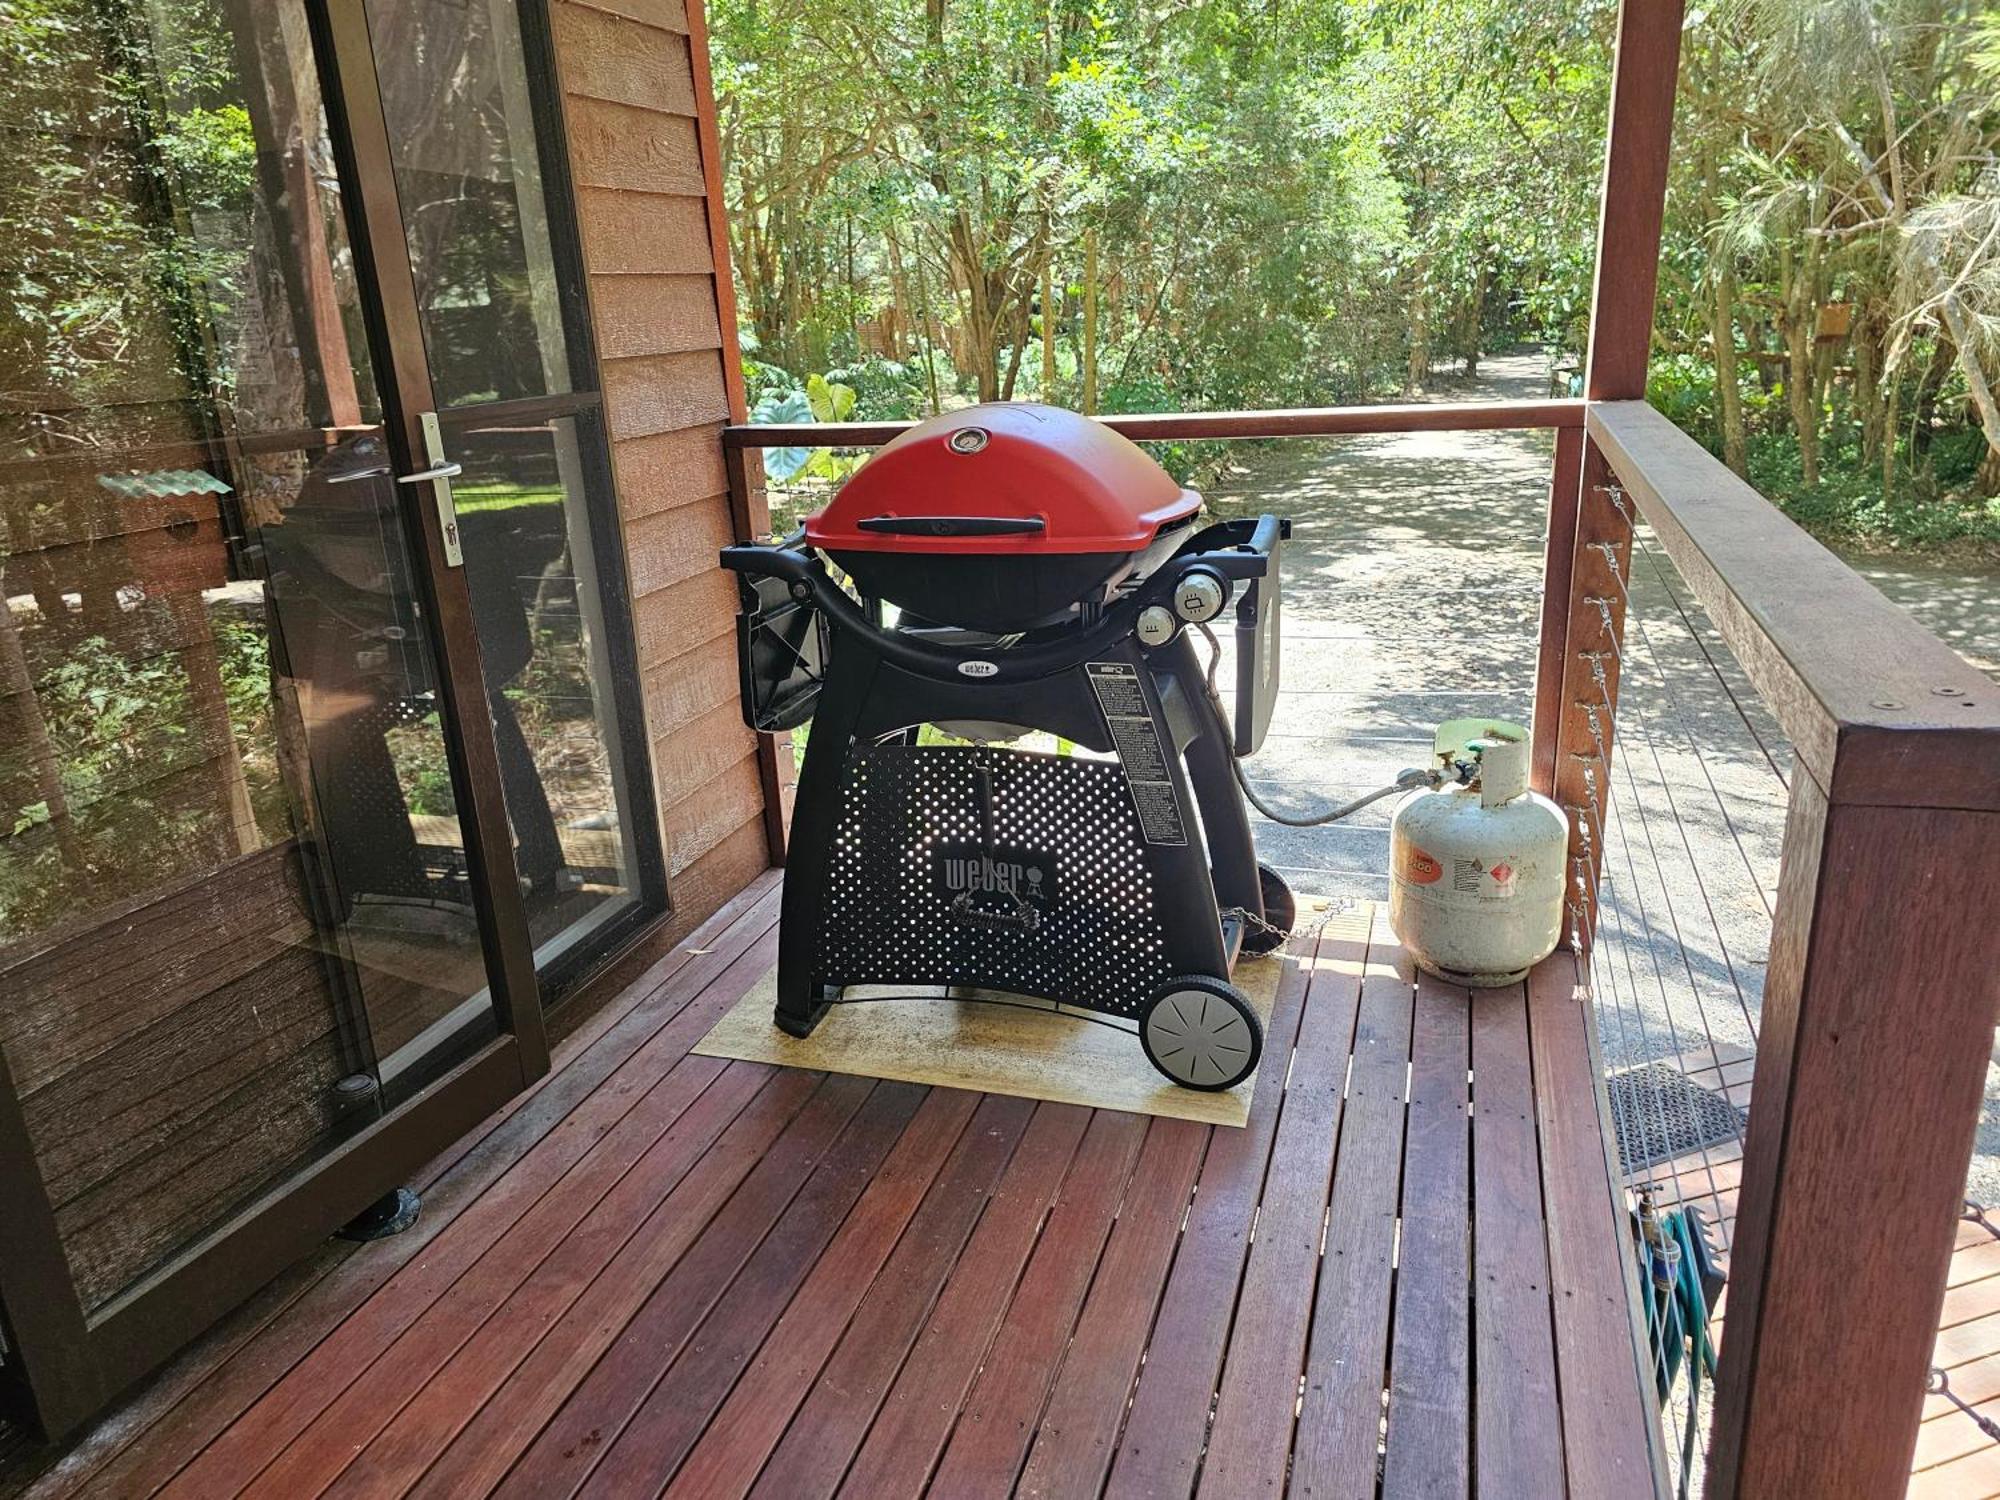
[712,0,2000,540]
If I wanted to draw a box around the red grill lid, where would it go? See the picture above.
[805,403,1200,556]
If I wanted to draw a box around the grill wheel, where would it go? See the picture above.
[1140,975,1263,1091]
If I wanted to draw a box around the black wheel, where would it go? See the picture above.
[1140,976,1263,1091]
[1238,863,1296,957]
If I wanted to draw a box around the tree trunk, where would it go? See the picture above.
[1936,295,2000,496]
[1000,292,1028,400]
[1713,267,1747,476]
[1082,226,1099,414]
[1698,105,1745,478]
[1406,253,1430,393]
[1882,378,1901,503]
[1041,257,1056,394]
[1853,312,1883,466]
[1781,247,1819,485]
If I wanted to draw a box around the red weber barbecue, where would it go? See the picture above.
[723,403,1292,1090]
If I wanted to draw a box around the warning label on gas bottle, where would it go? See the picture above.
[1451,855,1520,900]
[1086,661,1187,846]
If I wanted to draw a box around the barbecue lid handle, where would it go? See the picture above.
[853,514,1047,538]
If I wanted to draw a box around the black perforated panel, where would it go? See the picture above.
[818,744,1175,1014]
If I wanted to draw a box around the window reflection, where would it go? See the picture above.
[0,0,497,1311]
[366,0,572,406]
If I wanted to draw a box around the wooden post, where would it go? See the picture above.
[1529,423,1583,800]
[1539,0,1683,942]
[1705,781,2000,1497]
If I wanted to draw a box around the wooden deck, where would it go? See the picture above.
[4,871,1660,1499]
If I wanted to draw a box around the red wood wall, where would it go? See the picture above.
[547,0,772,941]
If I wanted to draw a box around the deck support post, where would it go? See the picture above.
[1536,0,1682,945]
[1705,781,2000,1497]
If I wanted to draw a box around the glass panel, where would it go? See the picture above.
[449,412,642,963]
[0,0,499,1309]
[366,0,658,989]
[365,0,571,407]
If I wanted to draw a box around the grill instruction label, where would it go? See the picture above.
[1086,661,1187,845]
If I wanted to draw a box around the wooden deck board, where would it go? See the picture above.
[1379,971,1472,1500]
[1470,977,1566,1499]
[8,891,1666,1500]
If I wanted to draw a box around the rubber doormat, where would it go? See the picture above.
[1606,1059,1748,1173]
[691,899,1350,1128]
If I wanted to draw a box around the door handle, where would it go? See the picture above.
[327,464,393,485]
[409,412,464,567]
[396,461,463,485]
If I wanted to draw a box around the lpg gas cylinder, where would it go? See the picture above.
[1388,720,1568,987]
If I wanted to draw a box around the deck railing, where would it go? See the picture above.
[722,392,2000,1497]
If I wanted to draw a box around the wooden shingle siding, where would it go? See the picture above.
[609,423,730,520]
[602,352,732,441]
[642,633,740,730]
[591,278,725,360]
[566,0,689,33]
[633,568,738,673]
[654,700,758,807]
[576,190,715,274]
[624,497,737,597]
[659,750,765,874]
[550,0,770,935]
[553,5,697,109]
[566,102,706,196]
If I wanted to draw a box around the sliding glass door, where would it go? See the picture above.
[358,0,660,991]
[0,0,660,1436]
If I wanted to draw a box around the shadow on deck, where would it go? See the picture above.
[4,870,1659,1499]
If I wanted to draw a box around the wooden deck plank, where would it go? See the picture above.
[1908,1442,2000,1500]
[1100,919,1321,1500]
[569,1082,932,1497]
[666,1093,1035,1500]
[1470,981,1564,1499]
[228,1056,755,1495]
[925,1110,1150,1494]
[1013,1117,1209,1500]
[1944,1274,2000,1334]
[574,1084,962,1493]
[54,885,781,1500]
[744,1102,1088,1500]
[393,1062,823,1499]
[145,912,786,1498]
[1916,1396,2000,1473]
[1199,919,1368,1498]
[330,1072,911,1499]
[836,1107,1140,1498]
[485,1072,881,1497]
[1379,971,1472,1500]
[1291,906,1415,1499]
[1929,1354,2000,1417]
[1528,956,1662,1497]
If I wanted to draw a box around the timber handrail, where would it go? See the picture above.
[722,396,1585,448]
[1587,400,2000,810]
